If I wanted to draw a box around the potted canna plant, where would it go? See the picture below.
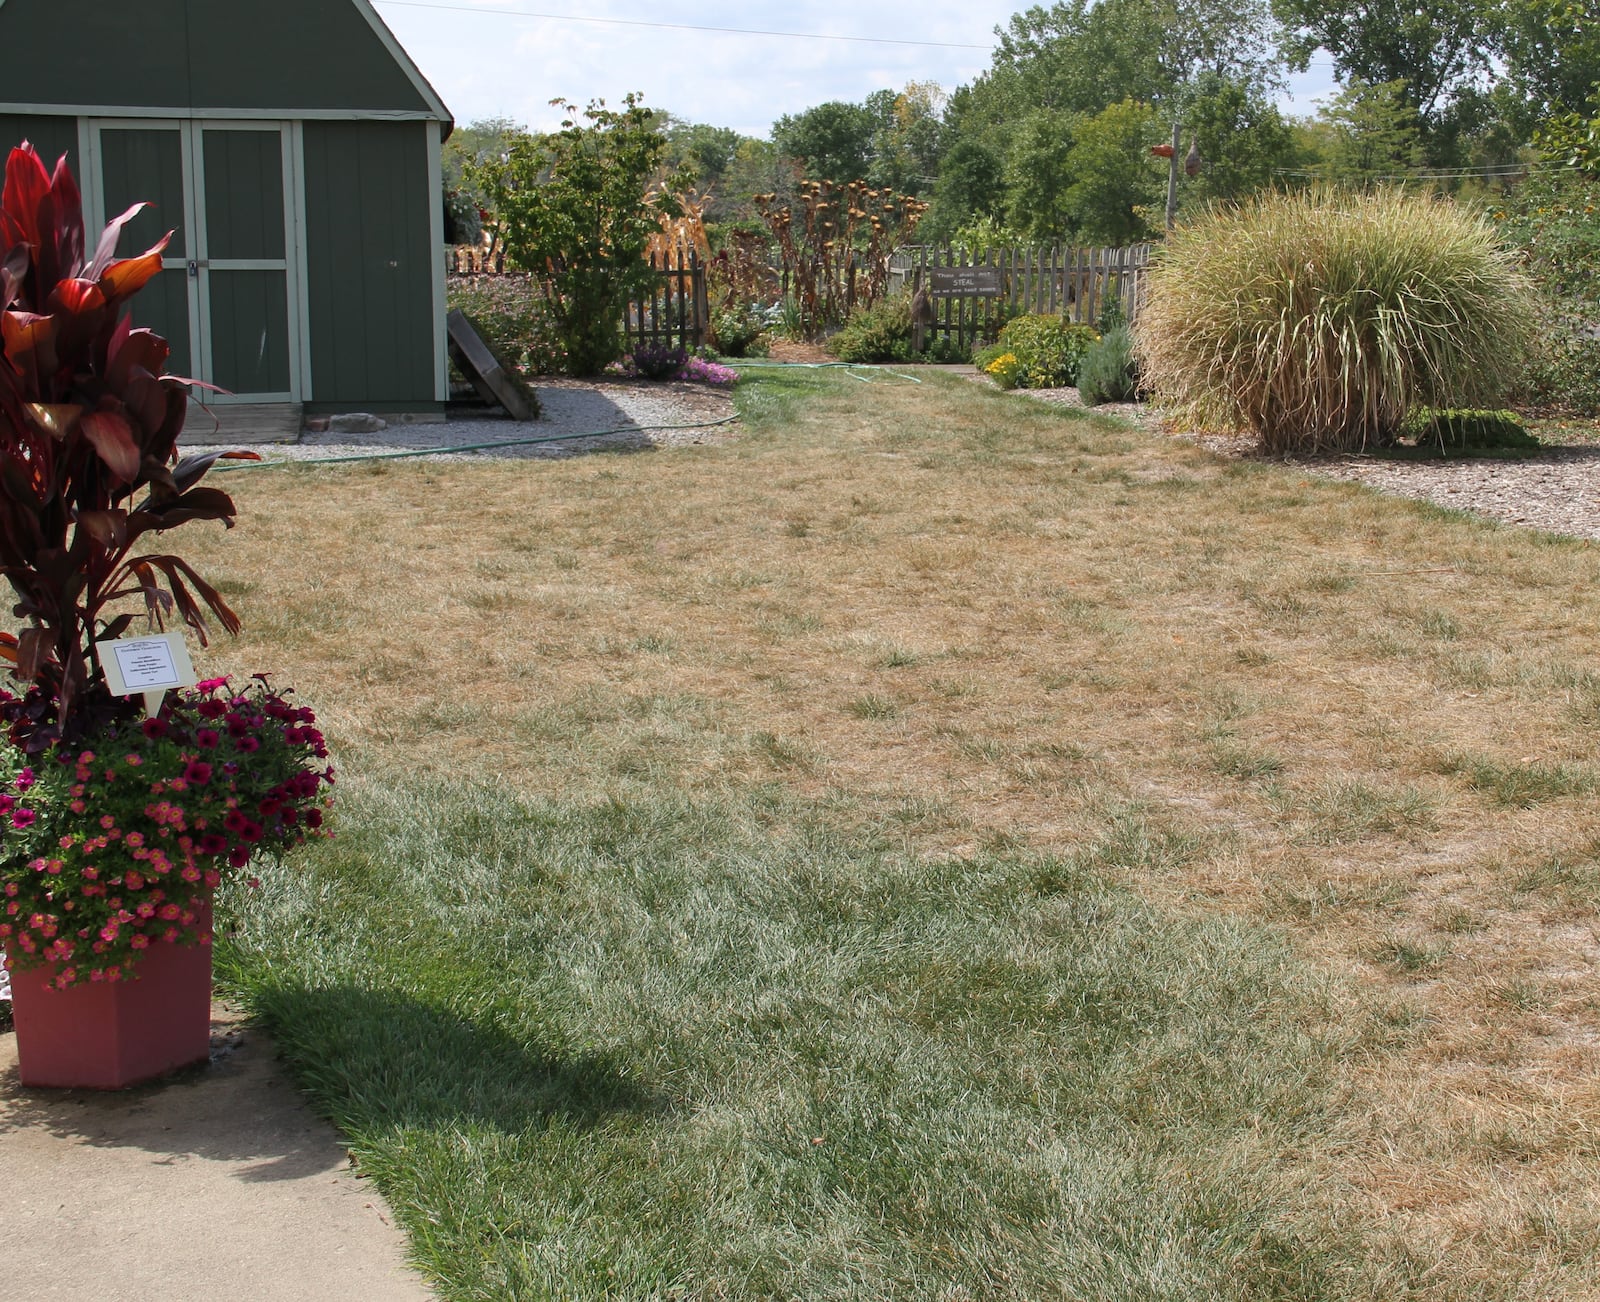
[0,143,333,1088]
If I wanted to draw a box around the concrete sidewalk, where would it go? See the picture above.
[0,1007,433,1301]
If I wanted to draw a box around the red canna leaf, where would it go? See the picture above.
[79,409,140,482]
[47,153,84,276]
[75,508,127,548]
[49,277,107,317]
[1,144,49,249]
[99,237,171,302]
[15,625,49,682]
[106,321,169,391]
[83,201,147,280]
[25,403,81,439]
[173,448,261,493]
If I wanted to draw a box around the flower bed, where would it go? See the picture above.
[1,679,333,988]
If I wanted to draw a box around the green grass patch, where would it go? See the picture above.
[219,770,1366,1300]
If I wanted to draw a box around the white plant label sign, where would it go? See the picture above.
[95,632,198,716]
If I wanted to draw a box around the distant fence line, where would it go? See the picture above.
[447,242,1150,357]
[892,244,1152,352]
[448,248,708,353]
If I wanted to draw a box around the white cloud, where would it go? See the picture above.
[375,0,1339,137]
[376,0,1012,136]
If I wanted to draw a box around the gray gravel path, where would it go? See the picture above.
[198,379,738,465]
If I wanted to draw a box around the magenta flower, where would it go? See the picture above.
[182,760,213,786]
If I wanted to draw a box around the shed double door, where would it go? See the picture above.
[87,120,302,403]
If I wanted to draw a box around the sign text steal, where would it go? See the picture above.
[927,266,1004,298]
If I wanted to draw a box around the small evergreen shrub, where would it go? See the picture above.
[828,296,914,363]
[989,315,1100,388]
[1392,408,1541,457]
[1136,187,1536,454]
[1077,326,1139,404]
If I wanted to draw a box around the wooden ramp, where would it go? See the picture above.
[179,402,304,446]
[447,309,537,419]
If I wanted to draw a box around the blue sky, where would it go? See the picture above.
[372,0,1340,139]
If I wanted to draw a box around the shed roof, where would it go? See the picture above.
[0,0,451,127]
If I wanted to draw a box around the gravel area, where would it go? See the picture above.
[208,377,738,465]
[988,374,1600,543]
[1206,438,1600,540]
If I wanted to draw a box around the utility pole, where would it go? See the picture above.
[1165,120,1181,232]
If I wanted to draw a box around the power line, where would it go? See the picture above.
[373,0,992,50]
[1270,162,1562,180]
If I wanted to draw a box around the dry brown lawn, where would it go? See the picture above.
[189,370,1600,1296]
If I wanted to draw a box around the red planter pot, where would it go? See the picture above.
[6,904,214,1090]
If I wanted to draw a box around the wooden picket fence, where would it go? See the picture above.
[894,244,1151,352]
[623,251,708,352]
[446,248,709,353]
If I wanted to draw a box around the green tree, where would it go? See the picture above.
[477,96,687,376]
[923,136,1005,243]
[1002,111,1078,239]
[1178,74,1299,205]
[1061,99,1165,243]
[1495,0,1600,122]
[442,116,526,245]
[659,117,742,192]
[772,100,875,185]
[1272,0,1490,135]
[1315,78,1426,182]
[864,82,947,194]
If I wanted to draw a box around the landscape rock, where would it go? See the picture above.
[328,413,388,434]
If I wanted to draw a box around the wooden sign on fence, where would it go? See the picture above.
[928,266,1004,298]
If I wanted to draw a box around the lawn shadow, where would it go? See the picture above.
[246,982,665,1137]
[0,987,659,1182]
[0,1010,368,1182]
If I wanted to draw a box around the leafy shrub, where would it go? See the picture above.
[477,95,689,375]
[982,351,1025,389]
[1135,187,1536,454]
[710,305,769,357]
[1495,166,1600,416]
[1077,326,1139,404]
[991,315,1100,388]
[828,296,914,363]
[915,335,965,363]
[446,275,568,375]
[1523,313,1600,415]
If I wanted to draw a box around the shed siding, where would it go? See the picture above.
[0,115,79,171]
[0,0,430,115]
[302,121,437,407]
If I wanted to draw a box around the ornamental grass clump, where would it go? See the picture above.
[1134,187,1536,454]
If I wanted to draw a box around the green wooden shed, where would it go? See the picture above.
[0,0,454,428]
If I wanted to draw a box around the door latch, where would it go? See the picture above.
[187,260,198,278]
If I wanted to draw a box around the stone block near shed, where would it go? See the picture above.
[327,412,388,434]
